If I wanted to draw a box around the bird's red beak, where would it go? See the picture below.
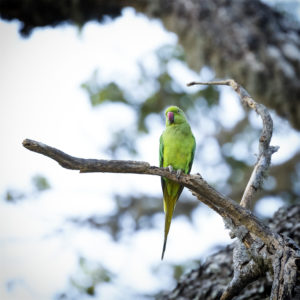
[167,111,174,124]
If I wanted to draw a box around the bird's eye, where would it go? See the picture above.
[177,109,180,113]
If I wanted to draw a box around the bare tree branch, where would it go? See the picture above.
[22,138,277,246]
[22,139,151,173]
[187,79,279,209]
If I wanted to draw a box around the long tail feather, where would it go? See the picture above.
[161,195,176,260]
[161,236,167,260]
[161,178,184,260]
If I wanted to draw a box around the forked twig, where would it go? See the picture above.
[187,79,279,209]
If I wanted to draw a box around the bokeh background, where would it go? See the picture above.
[1,1,300,299]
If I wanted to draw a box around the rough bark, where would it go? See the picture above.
[161,204,300,300]
[1,0,300,130]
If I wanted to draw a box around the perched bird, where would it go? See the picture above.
[159,106,196,260]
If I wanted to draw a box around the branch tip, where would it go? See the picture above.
[22,138,31,147]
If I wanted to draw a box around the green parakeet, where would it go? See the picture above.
[159,106,196,260]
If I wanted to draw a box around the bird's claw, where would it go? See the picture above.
[167,166,182,179]
[168,165,174,173]
[176,169,182,179]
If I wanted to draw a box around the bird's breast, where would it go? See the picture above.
[162,126,194,171]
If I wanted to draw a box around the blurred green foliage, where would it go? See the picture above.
[3,174,51,203]
[71,257,114,295]
[82,77,127,106]
[4,189,25,203]
[55,257,115,299]
[81,45,220,135]
[32,174,51,192]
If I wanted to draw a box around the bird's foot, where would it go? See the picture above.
[168,165,174,173]
[176,169,182,179]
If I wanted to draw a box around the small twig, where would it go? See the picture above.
[187,79,279,209]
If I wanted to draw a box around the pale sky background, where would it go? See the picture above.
[0,6,299,300]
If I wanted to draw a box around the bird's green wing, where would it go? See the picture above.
[187,136,196,174]
[159,134,164,168]
[159,134,166,193]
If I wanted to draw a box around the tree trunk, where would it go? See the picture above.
[1,0,300,130]
[161,204,300,300]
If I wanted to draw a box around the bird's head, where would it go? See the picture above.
[165,106,187,126]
